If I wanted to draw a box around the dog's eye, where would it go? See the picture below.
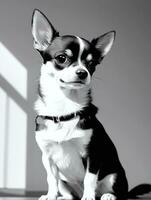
[55,54,67,65]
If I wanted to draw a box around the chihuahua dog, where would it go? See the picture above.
[32,9,128,200]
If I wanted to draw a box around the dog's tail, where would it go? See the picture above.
[127,184,151,199]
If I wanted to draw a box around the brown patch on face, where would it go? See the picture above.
[65,49,73,57]
[86,54,93,61]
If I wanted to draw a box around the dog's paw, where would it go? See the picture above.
[81,191,95,200]
[81,196,95,200]
[39,194,57,200]
[100,193,116,200]
[57,195,73,200]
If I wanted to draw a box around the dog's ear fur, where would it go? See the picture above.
[31,9,59,51]
[91,31,116,58]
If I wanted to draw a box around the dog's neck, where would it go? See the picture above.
[35,72,91,116]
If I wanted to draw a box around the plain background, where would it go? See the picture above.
[0,0,151,192]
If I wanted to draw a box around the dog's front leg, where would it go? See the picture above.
[39,154,59,200]
[81,160,98,200]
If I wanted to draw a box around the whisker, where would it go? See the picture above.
[93,76,102,81]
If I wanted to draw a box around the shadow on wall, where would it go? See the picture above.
[0,42,34,189]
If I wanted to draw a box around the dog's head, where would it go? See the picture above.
[32,9,115,89]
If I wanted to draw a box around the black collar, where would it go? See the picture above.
[35,104,98,125]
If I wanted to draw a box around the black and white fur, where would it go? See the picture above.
[32,9,128,200]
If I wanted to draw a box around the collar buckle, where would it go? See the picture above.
[53,116,60,123]
[74,112,77,118]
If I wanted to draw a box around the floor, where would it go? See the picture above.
[0,189,151,200]
[0,198,37,200]
[0,198,151,200]
[0,197,151,200]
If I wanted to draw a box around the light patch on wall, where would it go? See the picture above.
[6,96,27,188]
[0,42,27,99]
[0,43,27,189]
[0,88,7,187]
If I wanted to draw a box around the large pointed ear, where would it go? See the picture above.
[31,9,59,51]
[91,31,116,58]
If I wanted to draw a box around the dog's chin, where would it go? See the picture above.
[59,79,89,89]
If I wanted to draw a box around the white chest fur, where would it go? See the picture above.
[35,118,92,182]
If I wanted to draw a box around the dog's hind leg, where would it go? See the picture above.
[96,172,128,200]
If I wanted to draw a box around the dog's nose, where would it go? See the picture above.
[76,69,88,79]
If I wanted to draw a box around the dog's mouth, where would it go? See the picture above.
[60,79,85,85]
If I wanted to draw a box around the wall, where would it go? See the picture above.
[0,0,151,191]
